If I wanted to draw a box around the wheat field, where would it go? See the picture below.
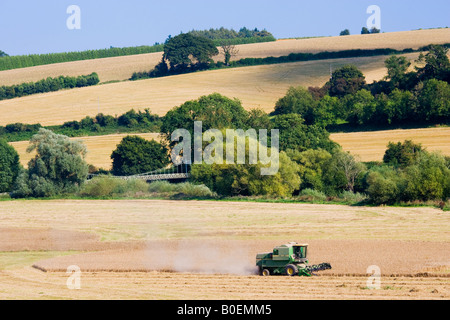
[331,127,450,162]
[0,54,419,127]
[0,28,448,86]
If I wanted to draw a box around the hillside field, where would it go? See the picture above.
[1,28,448,86]
[0,53,420,127]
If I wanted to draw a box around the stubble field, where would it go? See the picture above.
[0,200,448,300]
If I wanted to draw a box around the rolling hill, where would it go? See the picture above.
[2,29,449,168]
[1,28,448,86]
[0,53,422,126]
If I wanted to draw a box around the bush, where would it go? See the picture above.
[0,73,100,101]
[297,188,327,202]
[80,175,149,197]
[338,190,368,203]
[147,181,216,198]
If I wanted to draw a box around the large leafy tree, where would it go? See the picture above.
[417,44,450,81]
[383,140,424,168]
[384,55,411,86]
[0,139,21,192]
[273,86,318,124]
[12,129,89,197]
[163,33,219,71]
[327,65,366,98]
[271,114,338,153]
[190,137,300,197]
[111,136,169,176]
[161,93,249,143]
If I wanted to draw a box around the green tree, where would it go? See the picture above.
[384,56,411,86]
[340,29,350,36]
[161,93,249,144]
[416,44,450,81]
[163,33,219,71]
[404,152,450,201]
[366,166,406,205]
[272,114,338,153]
[327,65,366,98]
[0,139,21,192]
[12,129,89,198]
[361,27,370,34]
[384,89,415,124]
[325,150,366,193]
[383,140,424,168]
[345,89,375,125]
[286,148,332,192]
[273,86,318,124]
[111,136,170,176]
[190,136,300,197]
[416,79,450,122]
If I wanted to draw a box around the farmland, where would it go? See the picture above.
[1,29,448,86]
[1,27,449,301]
[0,200,448,300]
[0,53,418,127]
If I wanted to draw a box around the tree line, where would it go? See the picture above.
[0,27,276,72]
[0,73,100,101]
[0,45,164,72]
[131,32,450,81]
[0,109,162,142]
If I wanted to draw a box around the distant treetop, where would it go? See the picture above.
[188,27,274,40]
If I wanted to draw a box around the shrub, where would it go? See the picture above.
[147,181,216,198]
[80,175,148,197]
[297,188,327,202]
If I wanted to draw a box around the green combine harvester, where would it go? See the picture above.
[256,242,332,277]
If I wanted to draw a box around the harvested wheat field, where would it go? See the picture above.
[1,29,448,86]
[0,54,416,127]
[331,127,450,162]
[10,132,160,169]
[0,200,448,299]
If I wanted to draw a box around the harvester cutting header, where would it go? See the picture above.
[256,242,332,277]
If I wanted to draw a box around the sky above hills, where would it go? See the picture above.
[1,0,449,56]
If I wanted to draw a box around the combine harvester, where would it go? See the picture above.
[256,242,332,277]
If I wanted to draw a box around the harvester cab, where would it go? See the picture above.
[256,242,332,277]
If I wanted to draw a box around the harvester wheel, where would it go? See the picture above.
[261,269,271,276]
[285,264,298,277]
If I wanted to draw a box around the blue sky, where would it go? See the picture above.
[1,0,449,56]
